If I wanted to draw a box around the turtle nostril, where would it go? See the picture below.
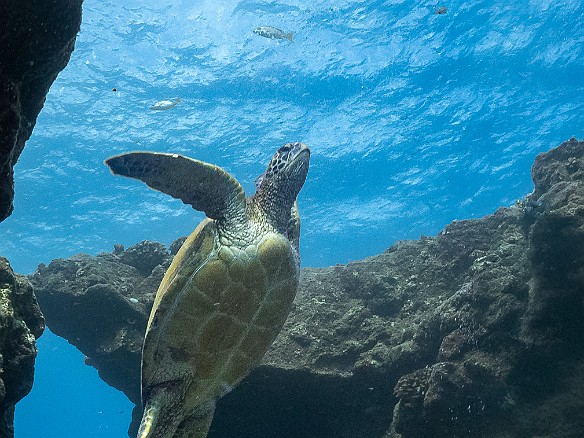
[289,143,301,155]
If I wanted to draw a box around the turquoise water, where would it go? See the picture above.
[3,0,584,436]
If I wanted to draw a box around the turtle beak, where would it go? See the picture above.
[287,143,310,185]
[281,142,310,168]
[282,142,309,160]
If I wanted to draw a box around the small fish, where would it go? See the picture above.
[150,97,181,111]
[253,26,294,43]
[435,6,447,15]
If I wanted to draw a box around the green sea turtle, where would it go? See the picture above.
[105,142,310,438]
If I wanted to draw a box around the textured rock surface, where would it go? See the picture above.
[0,258,44,438]
[32,138,584,437]
[0,0,83,222]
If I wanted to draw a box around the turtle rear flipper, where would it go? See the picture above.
[174,404,216,438]
[139,396,215,438]
[105,152,246,221]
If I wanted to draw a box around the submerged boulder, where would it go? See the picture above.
[32,138,584,437]
[0,0,82,222]
[0,258,44,438]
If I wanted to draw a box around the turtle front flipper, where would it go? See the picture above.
[105,152,246,221]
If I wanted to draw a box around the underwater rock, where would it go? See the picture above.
[32,138,584,437]
[0,0,82,222]
[0,258,44,438]
[117,240,169,276]
[30,247,173,406]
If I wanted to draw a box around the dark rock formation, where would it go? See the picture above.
[0,2,82,433]
[0,258,44,438]
[0,0,83,222]
[32,138,584,437]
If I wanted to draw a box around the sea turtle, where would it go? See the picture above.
[105,142,310,437]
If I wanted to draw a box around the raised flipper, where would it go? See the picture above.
[105,152,246,222]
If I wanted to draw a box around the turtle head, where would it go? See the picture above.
[253,142,310,231]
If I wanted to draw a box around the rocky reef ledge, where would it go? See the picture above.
[0,259,44,438]
[32,138,584,437]
[0,0,82,222]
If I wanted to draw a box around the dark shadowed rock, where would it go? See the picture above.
[0,1,82,434]
[0,0,82,222]
[0,258,44,438]
[32,139,584,437]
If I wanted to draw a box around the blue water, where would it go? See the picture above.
[3,0,584,436]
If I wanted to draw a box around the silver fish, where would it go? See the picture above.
[150,97,181,111]
[253,26,294,43]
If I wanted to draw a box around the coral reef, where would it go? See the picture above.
[0,258,44,438]
[32,138,584,437]
[0,0,82,222]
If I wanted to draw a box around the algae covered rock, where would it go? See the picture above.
[0,258,44,438]
[386,138,584,438]
[117,241,169,276]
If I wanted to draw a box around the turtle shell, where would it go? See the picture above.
[141,217,300,412]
